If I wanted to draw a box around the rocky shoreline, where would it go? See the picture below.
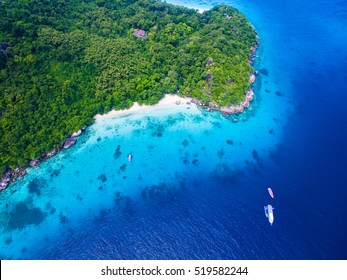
[190,83,255,116]
[0,126,87,191]
[191,44,258,117]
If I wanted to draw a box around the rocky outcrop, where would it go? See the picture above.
[71,129,82,137]
[208,101,219,110]
[192,87,255,116]
[46,148,58,158]
[63,137,77,149]
[0,170,12,190]
[29,159,40,167]
[0,168,26,190]
[249,43,259,64]
[220,89,254,114]
[193,44,258,116]
[206,57,214,67]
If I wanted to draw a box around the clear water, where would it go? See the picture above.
[0,0,346,259]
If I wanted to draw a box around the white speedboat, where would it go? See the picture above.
[264,205,274,225]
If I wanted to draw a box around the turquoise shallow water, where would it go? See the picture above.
[1,0,347,259]
[0,86,290,258]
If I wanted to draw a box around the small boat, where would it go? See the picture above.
[268,187,274,198]
[264,205,274,225]
[128,154,132,161]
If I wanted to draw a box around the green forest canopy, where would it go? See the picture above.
[0,0,257,172]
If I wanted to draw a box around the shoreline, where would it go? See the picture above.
[0,69,258,192]
[0,95,193,191]
[0,32,258,192]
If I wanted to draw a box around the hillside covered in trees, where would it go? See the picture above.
[0,0,257,173]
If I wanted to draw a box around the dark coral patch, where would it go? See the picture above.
[59,212,68,224]
[97,174,107,182]
[226,139,234,145]
[181,139,189,147]
[5,236,12,245]
[50,207,56,215]
[50,169,61,177]
[151,124,165,137]
[217,150,225,158]
[252,149,259,159]
[259,68,269,75]
[27,178,47,196]
[275,91,283,96]
[114,145,122,159]
[120,164,127,171]
[7,202,45,230]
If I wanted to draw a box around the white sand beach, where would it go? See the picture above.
[94,94,192,120]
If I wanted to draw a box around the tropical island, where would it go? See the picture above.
[0,0,258,187]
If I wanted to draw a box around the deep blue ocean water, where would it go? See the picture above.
[0,0,346,259]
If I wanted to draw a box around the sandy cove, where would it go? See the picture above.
[94,94,192,120]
